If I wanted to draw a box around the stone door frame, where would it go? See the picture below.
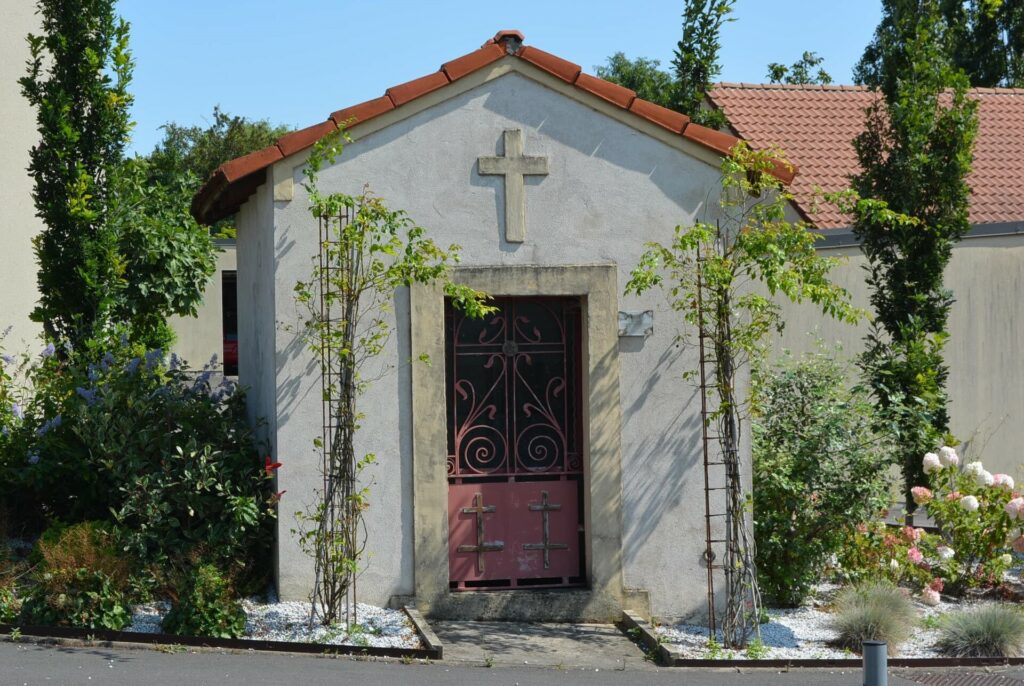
[410,264,626,621]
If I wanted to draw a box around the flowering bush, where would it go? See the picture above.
[0,335,276,589]
[917,446,1017,591]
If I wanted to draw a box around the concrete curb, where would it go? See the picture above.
[402,607,443,660]
[618,612,1024,668]
[0,621,441,661]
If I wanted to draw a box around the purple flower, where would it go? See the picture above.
[36,414,62,436]
[120,333,129,348]
[169,353,181,371]
[124,357,141,374]
[205,354,219,370]
[27,451,39,465]
[40,342,56,358]
[76,386,98,406]
[145,349,163,371]
[11,403,24,420]
[100,352,115,371]
[87,365,100,382]
[1,354,14,365]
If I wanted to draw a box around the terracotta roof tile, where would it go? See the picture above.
[331,96,396,128]
[386,71,451,107]
[276,120,338,158]
[682,124,740,157]
[442,43,506,81]
[576,73,635,109]
[219,145,284,183]
[707,83,1024,227]
[192,31,766,224]
[628,98,690,134]
[516,46,582,84]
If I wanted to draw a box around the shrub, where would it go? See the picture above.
[913,447,1017,592]
[753,349,893,606]
[19,522,131,630]
[162,564,246,639]
[937,606,1024,657]
[0,337,276,587]
[831,581,915,655]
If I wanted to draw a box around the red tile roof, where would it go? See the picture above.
[707,83,1024,228]
[192,31,784,225]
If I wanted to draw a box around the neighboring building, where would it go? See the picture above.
[191,31,768,622]
[0,1,42,351]
[1,1,228,366]
[708,83,1024,477]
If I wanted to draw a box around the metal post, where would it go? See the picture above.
[862,640,887,686]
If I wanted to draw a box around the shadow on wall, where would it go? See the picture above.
[618,338,704,570]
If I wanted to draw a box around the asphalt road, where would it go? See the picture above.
[5,640,1024,686]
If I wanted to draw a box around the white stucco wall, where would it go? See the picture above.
[240,67,740,619]
[774,231,1024,479]
[0,1,42,350]
[169,241,235,366]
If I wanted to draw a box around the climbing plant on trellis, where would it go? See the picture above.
[627,143,862,647]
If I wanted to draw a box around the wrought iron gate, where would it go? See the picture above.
[445,297,585,590]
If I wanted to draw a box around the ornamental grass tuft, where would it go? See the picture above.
[831,581,915,655]
[937,605,1024,657]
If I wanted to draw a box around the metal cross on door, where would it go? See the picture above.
[445,297,585,590]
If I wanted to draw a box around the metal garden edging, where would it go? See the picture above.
[620,611,1024,669]
[0,606,442,660]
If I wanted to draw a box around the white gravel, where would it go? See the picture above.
[125,599,421,649]
[654,584,1005,660]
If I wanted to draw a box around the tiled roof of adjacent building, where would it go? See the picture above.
[191,31,790,225]
[707,83,1024,228]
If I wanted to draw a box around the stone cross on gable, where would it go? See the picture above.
[478,129,549,243]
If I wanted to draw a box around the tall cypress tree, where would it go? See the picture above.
[848,0,978,510]
[20,0,134,348]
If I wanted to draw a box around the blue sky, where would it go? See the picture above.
[119,0,881,155]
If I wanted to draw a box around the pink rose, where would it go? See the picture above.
[908,547,924,564]
[921,587,940,606]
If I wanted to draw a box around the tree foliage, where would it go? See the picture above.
[628,144,861,646]
[20,1,219,351]
[147,106,290,189]
[596,53,676,109]
[20,0,133,347]
[767,51,833,85]
[837,0,978,510]
[672,0,735,126]
[858,0,1024,87]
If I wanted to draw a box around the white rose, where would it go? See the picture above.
[939,446,960,467]
[977,470,995,488]
[1001,553,1013,566]
[923,453,942,474]
[889,559,900,571]
[961,495,980,512]
[937,546,955,560]
[964,461,985,477]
